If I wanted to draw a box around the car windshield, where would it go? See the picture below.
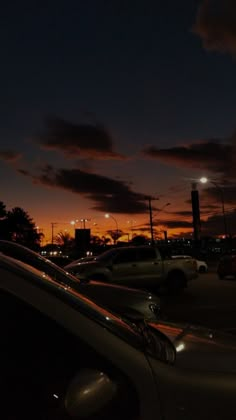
[96,249,120,263]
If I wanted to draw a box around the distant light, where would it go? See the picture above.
[105,213,110,219]
[105,316,110,321]
[176,343,185,352]
[200,177,208,184]
[53,394,59,399]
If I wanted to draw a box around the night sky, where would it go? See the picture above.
[1,0,236,242]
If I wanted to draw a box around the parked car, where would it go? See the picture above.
[0,240,161,321]
[1,251,236,419]
[171,255,208,273]
[65,245,198,293]
[217,254,236,279]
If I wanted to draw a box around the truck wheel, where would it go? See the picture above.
[167,272,185,295]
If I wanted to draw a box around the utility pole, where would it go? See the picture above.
[191,183,201,256]
[51,222,58,245]
[148,197,155,246]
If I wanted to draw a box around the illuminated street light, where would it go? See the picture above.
[80,218,91,229]
[200,177,227,237]
[70,219,79,226]
[105,213,119,244]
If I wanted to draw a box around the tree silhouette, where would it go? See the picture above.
[0,201,6,219]
[0,201,8,239]
[107,229,124,244]
[131,234,148,246]
[90,235,111,246]
[6,207,41,249]
[55,231,74,251]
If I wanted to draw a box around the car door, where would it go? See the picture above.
[0,289,140,420]
[111,248,139,285]
[135,247,163,287]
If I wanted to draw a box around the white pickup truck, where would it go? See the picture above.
[65,245,198,293]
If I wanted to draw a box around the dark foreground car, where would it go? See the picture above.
[2,252,236,419]
[0,241,161,320]
[43,255,73,267]
[217,254,236,279]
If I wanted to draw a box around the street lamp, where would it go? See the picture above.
[200,177,227,237]
[80,218,91,229]
[70,219,79,226]
[105,213,119,244]
[153,202,171,219]
[127,219,136,241]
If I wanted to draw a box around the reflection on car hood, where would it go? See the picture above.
[65,260,101,270]
[85,279,155,296]
[148,320,236,373]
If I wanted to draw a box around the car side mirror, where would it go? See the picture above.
[64,369,117,418]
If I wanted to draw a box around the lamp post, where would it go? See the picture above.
[80,218,91,229]
[105,213,119,244]
[152,202,171,244]
[153,202,171,219]
[127,219,136,241]
[200,177,228,238]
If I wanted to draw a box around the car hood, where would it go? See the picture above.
[78,280,161,320]
[148,320,236,373]
[83,279,153,296]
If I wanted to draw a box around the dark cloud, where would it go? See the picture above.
[193,0,236,55]
[18,169,30,176]
[200,203,220,210]
[201,210,236,236]
[142,138,236,179]
[0,150,22,162]
[18,165,148,214]
[171,210,193,217]
[36,117,125,160]
[161,220,193,229]
[202,184,236,205]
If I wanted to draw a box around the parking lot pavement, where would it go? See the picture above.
[160,271,236,331]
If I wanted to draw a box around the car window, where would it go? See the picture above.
[113,249,137,264]
[0,289,139,420]
[96,249,120,263]
[136,247,157,261]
